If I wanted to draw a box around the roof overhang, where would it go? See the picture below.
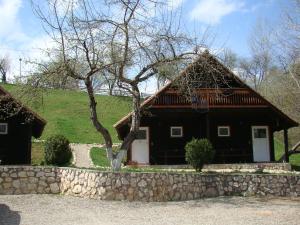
[113,52,299,138]
[0,85,47,138]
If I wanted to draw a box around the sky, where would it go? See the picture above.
[0,0,290,92]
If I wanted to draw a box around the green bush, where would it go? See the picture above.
[185,138,215,171]
[44,135,72,166]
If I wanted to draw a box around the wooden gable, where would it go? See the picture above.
[0,85,46,138]
[114,51,298,130]
[152,52,268,109]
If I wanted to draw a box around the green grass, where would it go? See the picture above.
[90,147,192,172]
[2,83,131,143]
[90,147,110,167]
[90,140,300,171]
[274,138,300,169]
[31,142,44,165]
[31,142,74,166]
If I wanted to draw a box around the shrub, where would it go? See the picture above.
[185,138,215,171]
[44,135,72,166]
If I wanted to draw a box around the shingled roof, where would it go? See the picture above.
[0,85,46,138]
[114,51,298,131]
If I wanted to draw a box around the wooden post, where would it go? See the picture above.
[283,129,289,163]
[206,113,210,140]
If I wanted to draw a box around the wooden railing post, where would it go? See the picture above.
[206,113,210,140]
[154,88,266,107]
[284,129,289,163]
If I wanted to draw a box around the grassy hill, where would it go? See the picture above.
[2,84,131,143]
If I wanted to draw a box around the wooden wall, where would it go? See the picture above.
[141,110,207,164]
[0,118,32,165]
[133,108,276,165]
[208,109,275,163]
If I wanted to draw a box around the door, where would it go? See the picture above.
[131,127,149,164]
[252,126,270,162]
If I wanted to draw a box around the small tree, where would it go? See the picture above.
[238,20,272,90]
[185,138,215,171]
[219,48,237,70]
[29,57,80,90]
[0,56,10,84]
[44,135,72,166]
[276,0,300,90]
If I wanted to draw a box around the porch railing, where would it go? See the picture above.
[151,147,252,165]
[214,148,252,163]
[152,88,266,108]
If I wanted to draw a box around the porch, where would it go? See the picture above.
[149,147,253,165]
[134,108,283,165]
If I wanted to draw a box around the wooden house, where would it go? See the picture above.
[0,86,46,165]
[114,52,298,165]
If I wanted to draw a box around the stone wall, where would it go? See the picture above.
[202,163,292,173]
[1,166,300,201]
[0,166,60,195]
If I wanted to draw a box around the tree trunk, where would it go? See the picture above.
[109,84,141,170]
[2,72,6,83]
[108,87,113,96]
[85,78,142,171]
[108,79,116,96]
[122,90,140,142]
[118,84,142,164]
[84,78,115,168]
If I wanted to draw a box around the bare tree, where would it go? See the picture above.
[91,71,117,96]
[275,0,300,89]
[0,56,10,84]
[268,0,300,149]
[102,71,117,96]
[92,43,123,95]
[154,60,185,90]
[31,0,202,170]
[239,56,269,90]
[239,20,272,90]
[219,48,237,71]
[28,56,80,90]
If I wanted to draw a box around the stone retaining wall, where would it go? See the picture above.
[202,163,292,172]
[1,166,300,201]
[0,167,60,195]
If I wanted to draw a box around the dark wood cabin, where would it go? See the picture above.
[0,86,46,165]
[114,52,298,165]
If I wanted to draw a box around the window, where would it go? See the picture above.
[0,123,8,135]
[253,128,267,138]
[170,126,183,137]
[218,126,230,137]
[136,129,147,140]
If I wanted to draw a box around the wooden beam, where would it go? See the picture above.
[151,105,268,109]
[206,113,210,140]
[284,129,289,163]
[165,88,250,94]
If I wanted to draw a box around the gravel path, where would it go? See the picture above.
[0,195,300,225]
[70,143,104,168]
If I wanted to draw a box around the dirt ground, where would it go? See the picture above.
[70,143,104,168]
[0,195,300,225]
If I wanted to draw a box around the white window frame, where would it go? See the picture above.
[218,126,230,137]
[0,123,8,135]
[170,126,183,138]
